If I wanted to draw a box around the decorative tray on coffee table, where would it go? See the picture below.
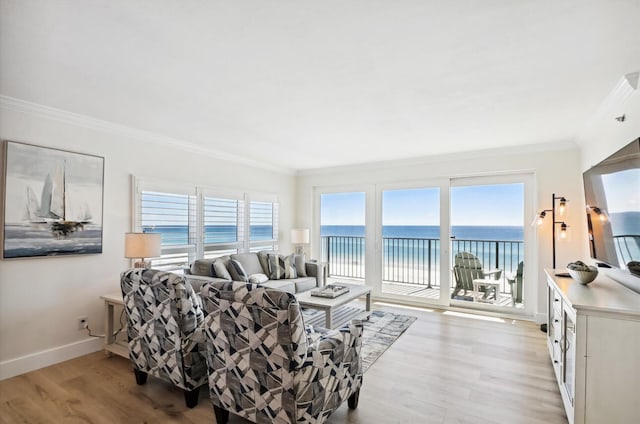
[310,284,350,298]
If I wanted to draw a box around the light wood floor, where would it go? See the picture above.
[0,303,567,424]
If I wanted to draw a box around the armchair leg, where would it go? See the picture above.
[213,405,229,423]
[347,389,360,409]
[134,369,147,385]
[184,387,200,408]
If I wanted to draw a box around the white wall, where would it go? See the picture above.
[295,144,588,322]
[0,105,295,380]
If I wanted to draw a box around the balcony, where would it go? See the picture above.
[321,235,524,305]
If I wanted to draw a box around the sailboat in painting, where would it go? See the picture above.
[24,162,93,238]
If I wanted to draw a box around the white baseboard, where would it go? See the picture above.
[534,312,547,324]
[0,337,104,381]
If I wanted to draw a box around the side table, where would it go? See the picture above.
[100,293,128,358]
[472,278,500,303]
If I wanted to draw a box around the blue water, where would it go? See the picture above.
[144,224,525,245]
[321,225,523,241]
[142,225,274,245]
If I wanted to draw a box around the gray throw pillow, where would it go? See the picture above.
[229,259,249,282]
[212,260,232,280]
[268,253,297,280]
[248,273,269,284]
[293,253,307,277]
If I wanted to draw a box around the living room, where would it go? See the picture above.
[1,1,639,423]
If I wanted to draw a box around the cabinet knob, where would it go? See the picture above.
[554,340,559,344]
[554,360,559,364]
[554,319,559,323]
[554,298,559,302]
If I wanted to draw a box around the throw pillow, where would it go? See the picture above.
[248,273,269,284]
[268,253,297,280]
[228,259,249,282]
[293,253,307,277]
[212,260,232,280]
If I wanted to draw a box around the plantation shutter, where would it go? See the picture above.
[248,193,279,251]
[134,178,197,269]
[201,189,245,258]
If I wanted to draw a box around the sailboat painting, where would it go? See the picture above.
[2,141,104,258]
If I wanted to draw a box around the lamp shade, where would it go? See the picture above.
[125,232,161,259]
[290,228,310,244]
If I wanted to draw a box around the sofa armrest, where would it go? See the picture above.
[305,261,325,287]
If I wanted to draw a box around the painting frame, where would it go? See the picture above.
[1,140,105,259]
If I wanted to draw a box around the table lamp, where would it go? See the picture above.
[125,232,161,268]
[290,228,310,255]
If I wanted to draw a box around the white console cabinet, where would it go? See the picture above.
[545,269,640,424]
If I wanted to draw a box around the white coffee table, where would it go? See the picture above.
[296,283,371,329]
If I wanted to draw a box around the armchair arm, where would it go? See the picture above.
[482,269,502,280]
[301,320,363,370]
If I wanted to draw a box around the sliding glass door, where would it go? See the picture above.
[319,191,367,284]
[450,174,534,314]
[380,187,442,300]
[314,173,534,317]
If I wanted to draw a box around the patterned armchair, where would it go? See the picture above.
[120,269,207,408]
[200,281,363,424]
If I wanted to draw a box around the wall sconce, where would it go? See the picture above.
[535,193,570,269]
[587,205,609,222]
[125,232,161,268]
[290,228,310,255]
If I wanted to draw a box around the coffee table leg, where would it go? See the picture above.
[325,308,332,329]
[365,293,371,311]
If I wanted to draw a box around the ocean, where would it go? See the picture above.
[321,225,523,240]
[142,224,525,244]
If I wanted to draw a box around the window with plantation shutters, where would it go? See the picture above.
[132,176,279,269]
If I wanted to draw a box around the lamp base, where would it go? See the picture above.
[295,245,304,255]
[134,260,151,269]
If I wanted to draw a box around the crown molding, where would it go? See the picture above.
[0,95,295,175]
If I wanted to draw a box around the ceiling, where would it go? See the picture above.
[1,0,639,172]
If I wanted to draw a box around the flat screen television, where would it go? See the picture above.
[583,138,640,285]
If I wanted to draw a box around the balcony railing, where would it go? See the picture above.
[614,235,640,267]
[321,235,524,294]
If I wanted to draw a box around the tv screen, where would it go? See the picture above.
[583,138,640,276]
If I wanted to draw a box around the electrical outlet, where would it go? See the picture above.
[78,316,88,330]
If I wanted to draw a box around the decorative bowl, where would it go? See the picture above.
[567,268,598,285]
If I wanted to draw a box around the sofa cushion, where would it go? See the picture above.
[260,279,296,294]
[293,254,307,277]
[190,259,216,277]
[257,250,278,275]
[292,277,317,293]
[268,253,297,280]
[213,260,232,280]
[248,273,269,284]
[229,259,249,282]
[230,253,265,276]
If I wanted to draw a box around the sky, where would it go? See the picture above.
[321,183,525,226]
[601,169,639,213]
